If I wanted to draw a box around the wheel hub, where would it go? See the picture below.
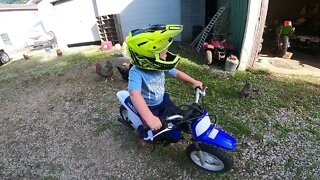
[190,151,224,171]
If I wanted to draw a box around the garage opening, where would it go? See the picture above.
[259,0,320,73]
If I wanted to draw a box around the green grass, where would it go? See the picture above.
[47,163,64,174]
[0,163,5,172]
[43,176,59,180]
[306,125,320,137]
[92,123,112,136]
[274,122,291,136]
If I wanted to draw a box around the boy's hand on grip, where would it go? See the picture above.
[193,80,203,90]
[146,115,162,131]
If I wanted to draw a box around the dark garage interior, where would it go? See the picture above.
[260,0,320,71]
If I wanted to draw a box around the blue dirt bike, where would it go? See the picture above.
[117,87,237,172]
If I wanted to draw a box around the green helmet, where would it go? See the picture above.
[126,24,183,70]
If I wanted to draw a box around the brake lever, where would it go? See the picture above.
[201,87,208,96]
[195,87,206,104]
[166,115,183,121]
[152,126,173,140]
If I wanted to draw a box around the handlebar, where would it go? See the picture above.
[142,87,207,140]
[195,87,207,104]
[142,114,183,140]
[141,114,183,133]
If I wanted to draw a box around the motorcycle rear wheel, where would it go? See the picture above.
[186,143,233,172]
[118,105,134,130]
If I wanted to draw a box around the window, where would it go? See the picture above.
[1,33,12,46]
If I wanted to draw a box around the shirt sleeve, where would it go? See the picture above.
[165,68,177,77]
[128,68,142,92]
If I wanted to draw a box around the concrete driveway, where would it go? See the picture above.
[254,49,320,77]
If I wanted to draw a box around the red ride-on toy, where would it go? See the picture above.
[203,33,236,65]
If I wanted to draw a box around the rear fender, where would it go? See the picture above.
[116,90,142,129]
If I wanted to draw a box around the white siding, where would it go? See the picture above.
[36,1,58,37]
[50,0,100,46]
[96,0,181,42]
[0,10,43,53]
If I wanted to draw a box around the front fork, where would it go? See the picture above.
[189,124,206,166]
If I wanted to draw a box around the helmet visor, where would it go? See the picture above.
[154,51,180,65]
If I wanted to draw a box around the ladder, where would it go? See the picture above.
[191,5,229,52]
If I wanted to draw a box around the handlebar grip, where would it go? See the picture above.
[160,116,168,127]
[141,116,167,132]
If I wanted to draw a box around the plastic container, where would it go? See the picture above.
[225,57,239,72]
[44,48,50,53]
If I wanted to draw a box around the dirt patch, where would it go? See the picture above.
[0,60,196,179]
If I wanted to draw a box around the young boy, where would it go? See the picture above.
[126,24,202,140]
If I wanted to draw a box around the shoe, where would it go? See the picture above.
[134,130,151,148]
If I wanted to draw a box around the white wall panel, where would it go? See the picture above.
[53,0,100,45]
[97,0,181,42]
[0,10,43,53]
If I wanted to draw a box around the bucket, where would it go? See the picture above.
[100,41,113,51]
[44,48,50,53]
[225,57,239,72]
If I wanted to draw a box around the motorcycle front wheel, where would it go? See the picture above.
[186,143,233,172]
[275,36,289,56]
